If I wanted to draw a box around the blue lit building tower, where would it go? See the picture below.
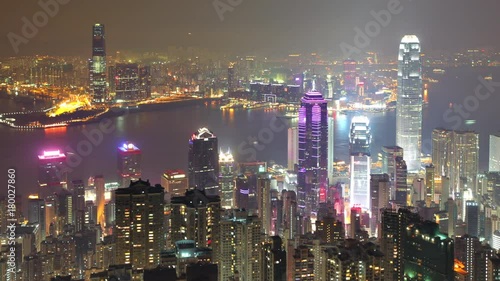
[396,35,422,172]
[297,91,328,214]
[90,23,107,103]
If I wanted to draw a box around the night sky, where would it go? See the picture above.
[1,0,500,57]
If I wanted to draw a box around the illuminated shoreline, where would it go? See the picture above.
[0,97,220,129]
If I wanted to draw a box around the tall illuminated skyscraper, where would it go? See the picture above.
[114,63,140,101]
[395,156,408,205]
[349,116,371,212]
[219,149,235,209]
[396,35,422,172]
[490,133,500,172]
[170,189,220,254]
[219,211,261,281]
[370,173,390,234]
[287,127,298,171]
[228,63,236,93]
[327,112,335,181]
[257,174,273,235]
[90,23,107,103]
[381,146,404,180]
[115,179,165,269]
[297,91,328,214]
[432,129,479,195]
[432,128,453,177]
[95,175,105,229]
[117,142,142,187]
[27,195,46,240]
[38,150,67,190]
[453,131,479,195]
[380,208,421,281]
[466,200,479,237]
[343,59,357,94]
[188,128,219,196]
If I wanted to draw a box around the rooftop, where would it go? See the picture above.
[114,179,164,194]
[401,35,420,44]
[191,127,216,140]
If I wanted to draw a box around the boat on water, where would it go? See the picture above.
[433,68,446,74]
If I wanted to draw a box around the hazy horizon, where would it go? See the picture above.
[2,0,500,57]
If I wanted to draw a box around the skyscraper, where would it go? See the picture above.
[381,146,404,180]
[380,208,420,281]
[349,116,371,211]
[396,35,422,172]
[90,23,107,103]
[490,133,500,172]
[432,129,479,195]
[343,59,357,94]
[395,156,408,205]
[370,173,390,235]
[170,189,221,251]
[293,245,315,281]
[466,200,479,237]
[297,91,328,214]
[349,206,362,238]
[71,180,85,232]
[114,63,140,101]
[38,150,67,190]
[219,211,261,281]
[257,174,273,235]
[453,131,479,193]
[139,65,152,100]
[117,142,142,187]
[455,235,481,281]
[432,128,453,177]
[27,194,46,240]
[282,190,298,239]
[227,62,236,93]
[287,127,298,171]
[403,221,454,281]
[425,164,435,206]
[115,179,165,269]
[188,128,219,196]
[95,175,106,229]
[219,149,235,209]
[328,112,335,181]
[161,170,188,198]
[262,236,287,281]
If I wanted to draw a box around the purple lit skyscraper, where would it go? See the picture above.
[297,91,328,215]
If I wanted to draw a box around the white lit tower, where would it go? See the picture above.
[219,148,235,209]
[396,35,422,172]
[349,116,371,212]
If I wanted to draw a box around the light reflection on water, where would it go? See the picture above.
[0,67,499,197]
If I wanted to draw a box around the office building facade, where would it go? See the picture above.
[396,35,423,172]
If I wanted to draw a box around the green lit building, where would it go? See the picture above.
[403,221,454,281]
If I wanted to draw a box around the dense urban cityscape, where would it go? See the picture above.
[1,1,500,281]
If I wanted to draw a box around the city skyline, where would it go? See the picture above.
[2,2,500,280]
